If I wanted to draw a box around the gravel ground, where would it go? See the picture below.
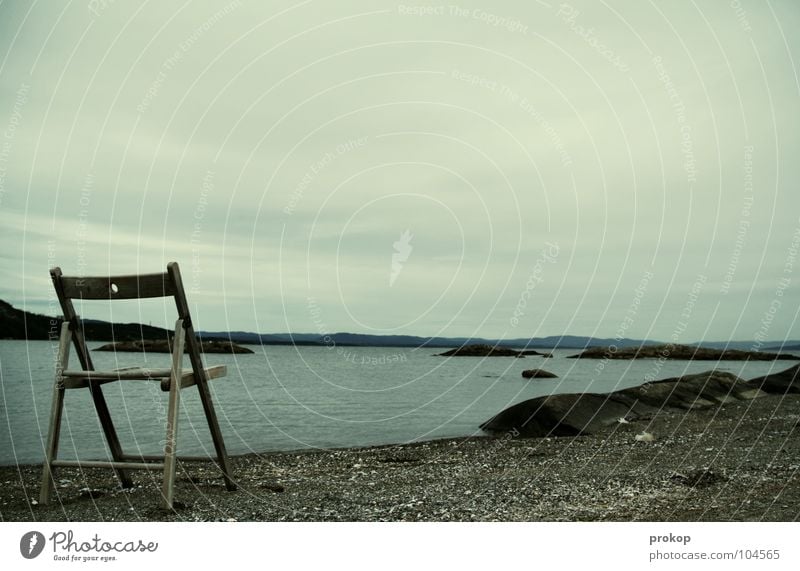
[2,393,799,522]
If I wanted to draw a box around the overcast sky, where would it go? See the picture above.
[1,0,798,342]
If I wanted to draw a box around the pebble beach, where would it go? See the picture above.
[2,392,798,522]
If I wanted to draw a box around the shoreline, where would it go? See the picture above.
[2,392,798,522]
[0,433,494,469]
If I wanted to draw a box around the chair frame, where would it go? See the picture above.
[39,261,236,509]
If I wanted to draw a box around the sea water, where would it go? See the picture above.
[0,340,796,465]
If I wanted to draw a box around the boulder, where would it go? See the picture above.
[521,369,558,379]
[747,364,800,394]
[481,393,636,437]
[627,370,764,410]
[480,370,766,437]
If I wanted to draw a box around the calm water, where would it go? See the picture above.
[1,340,796,465]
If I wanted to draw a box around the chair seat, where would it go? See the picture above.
[61,365,227,391]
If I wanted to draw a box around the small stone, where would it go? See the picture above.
[261,482,285,493]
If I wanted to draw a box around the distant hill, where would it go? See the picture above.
[502,335,662,350]
[688,341,800,352]
[202,331,659,349]
[0,299,171,341]
[764,343,800,352]
[2,299,798,350]
[199,330,664,350]
[568,343,799,361]
[0,299,58,339]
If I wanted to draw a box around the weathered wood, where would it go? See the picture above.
[59,272,175,300]
[51,460,164,471]
[60,365,226,390]
[63,368,173,379]
[169,262,236,491]
[39,322,71,505]
[61,377,145,390]
[86,391,133,488]
[41,262,235,508]
[162,319,185,509]
[160,365,226,391]
[50,268,134,489]
[121,454,213,463]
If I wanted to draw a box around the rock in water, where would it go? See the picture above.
[437,344,536,357]
[94,339,253,354]
[566,343,799,361]
[480,370,766,437]
[520,350,551,357]
[521,369,558,379]
[747,364,800,394]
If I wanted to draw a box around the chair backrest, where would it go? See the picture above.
[50,262,198,371]
[55,271,177,300]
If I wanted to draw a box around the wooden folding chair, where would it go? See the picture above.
[39,262,237,509]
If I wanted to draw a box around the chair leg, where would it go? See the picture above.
[161,380,181,509]
[161,320,185,509]
[195,378,237,491]
[88,384,134,489]
[69,317,134,489]
[170,263,236,490]
[39,385,66,505]
[40,323,71,505]
[73,324,134,490]
[184,334,237,491]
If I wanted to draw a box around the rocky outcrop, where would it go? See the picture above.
[521,369,558,379]
[94,339,253,354]
[437,344,546,357]
[567,343,799,361]
[481,392,636,437]
[480,370,766,437]
[747,364,800,394]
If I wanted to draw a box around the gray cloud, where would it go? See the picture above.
[1,0,798,342]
